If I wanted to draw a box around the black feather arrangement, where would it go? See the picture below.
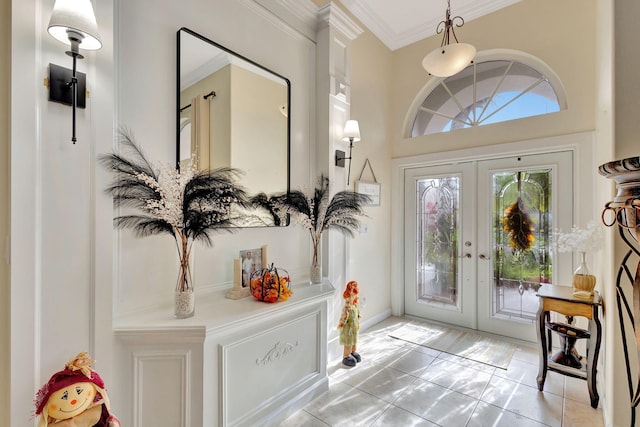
[99,131,249,292]
[268,175,370,267]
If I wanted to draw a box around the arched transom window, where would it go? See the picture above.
[411,58,565,137]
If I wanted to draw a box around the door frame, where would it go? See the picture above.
[390,132,596,319]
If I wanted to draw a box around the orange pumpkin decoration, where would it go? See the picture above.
[250,264,292,303]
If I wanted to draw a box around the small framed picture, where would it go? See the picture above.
[240,248,262,287]
[355,181,381,206]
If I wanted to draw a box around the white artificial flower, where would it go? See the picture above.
[553,221,605,253]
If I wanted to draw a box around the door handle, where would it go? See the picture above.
[459,253,472,259]
[479,254,491,260]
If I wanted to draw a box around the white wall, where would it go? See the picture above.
[113,0,318,317]
[1,0,11,425]
[9,0,389,421]
[8,0,327,424]
[347,27,394,329]
[9,0,115,424]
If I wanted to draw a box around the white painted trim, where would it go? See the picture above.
[243,0,317,43]
[361,308,392,332]
[340,0,522,51]
[390,131,596,318]
[317,2,364,42]
[133,350,192,427]
[10,0,42,423]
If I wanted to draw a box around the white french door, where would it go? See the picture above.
[404,151,573,341]
[404,162,476,329]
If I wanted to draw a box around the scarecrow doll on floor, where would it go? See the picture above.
[34,352,120,427]
[338,280,362,367]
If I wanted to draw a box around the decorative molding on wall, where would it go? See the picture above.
[133,350,192,427]
[317,3,364,42]
[115,327,205,344]
[243,0,317,43]
[256,340,300,365]
[220,308,325,426]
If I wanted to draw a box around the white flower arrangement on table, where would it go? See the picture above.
[553,221,605,254]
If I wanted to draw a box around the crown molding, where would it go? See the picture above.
[248,0,318,42]
[317,2,364,42]
[340,0,522,51]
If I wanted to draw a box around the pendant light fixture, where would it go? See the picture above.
[422,0,475,78]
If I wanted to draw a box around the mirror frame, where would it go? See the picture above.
[176,27,291,227]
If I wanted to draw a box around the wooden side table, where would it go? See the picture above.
[536,284,602,408]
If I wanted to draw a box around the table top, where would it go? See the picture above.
[536,284,601,306]
[113,280,336,334]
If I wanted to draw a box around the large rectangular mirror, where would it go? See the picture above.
[177,27,290,227]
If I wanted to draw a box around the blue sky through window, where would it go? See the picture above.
[442,92,560,132]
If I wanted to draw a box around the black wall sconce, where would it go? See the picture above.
[335,120,360,185]
[47,0,101,144]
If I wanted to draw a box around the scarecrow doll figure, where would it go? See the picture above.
[338,280,362,367]
[34,352,120,427]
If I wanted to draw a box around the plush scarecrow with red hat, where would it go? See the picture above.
[34,352,120,427]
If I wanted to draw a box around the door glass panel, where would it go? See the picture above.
[416,176,461,309]
[492,170,552,322]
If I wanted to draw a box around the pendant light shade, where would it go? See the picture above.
[48,0,102,51]
[422,42,476,78]
[422,0,475,78]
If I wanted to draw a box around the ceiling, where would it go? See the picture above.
[340,0,522,51]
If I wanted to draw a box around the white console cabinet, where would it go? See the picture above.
[113,281,335,427]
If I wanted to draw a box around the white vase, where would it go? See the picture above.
[174,289,195,318]
[310,261,322,284]
[310,243,322,284]
[175,246,195,318]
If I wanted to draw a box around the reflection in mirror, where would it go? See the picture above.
[177,27,290,227]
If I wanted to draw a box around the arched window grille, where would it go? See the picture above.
[411,57,565,137]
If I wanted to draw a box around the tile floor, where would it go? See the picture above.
[280,316,604,427]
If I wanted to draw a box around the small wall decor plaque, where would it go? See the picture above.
[355,158,380,206]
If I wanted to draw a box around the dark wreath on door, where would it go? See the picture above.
[493,170,552,322]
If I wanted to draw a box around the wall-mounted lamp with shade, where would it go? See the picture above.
[335,120,360,185]
[47,0,102,144]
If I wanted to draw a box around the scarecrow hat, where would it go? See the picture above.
[34,352,107,416]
